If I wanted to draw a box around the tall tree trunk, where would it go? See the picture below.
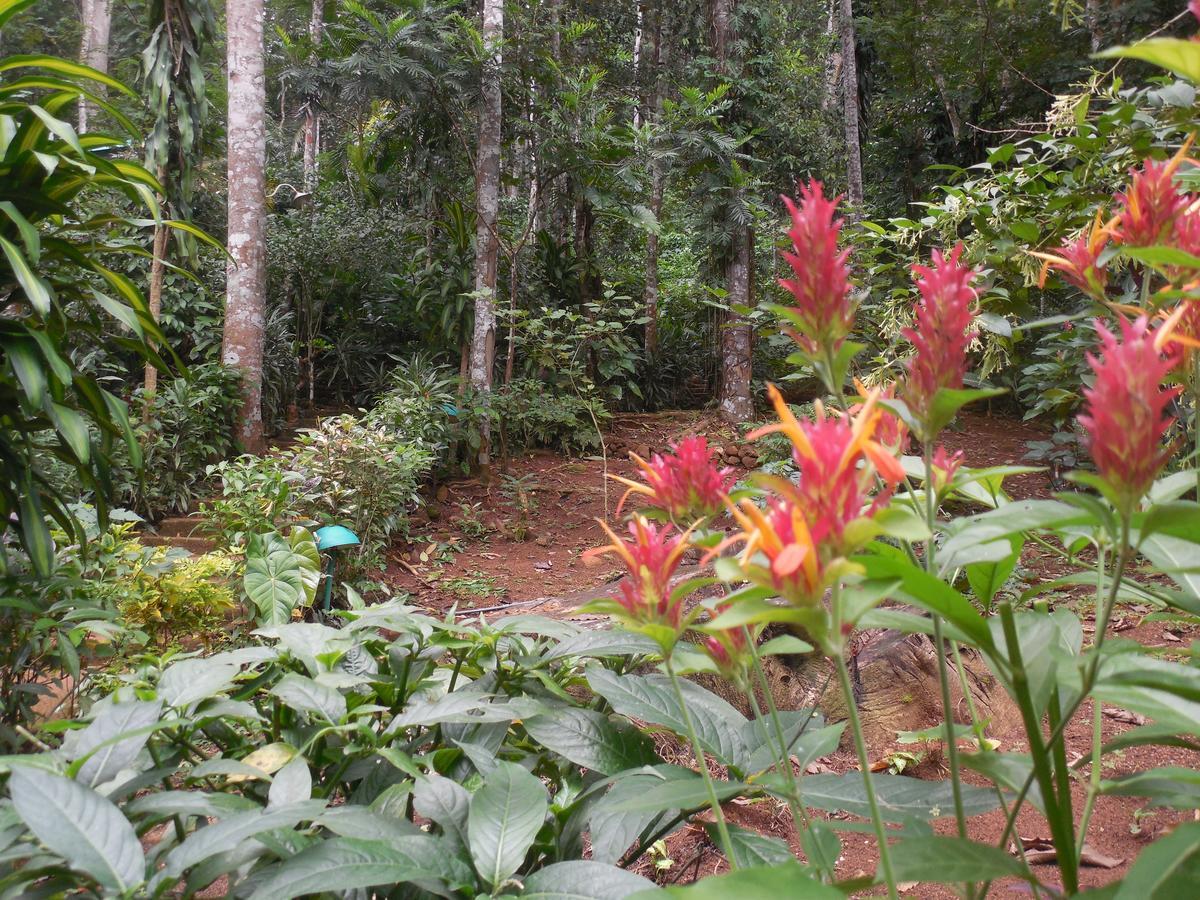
[712,0,754,424]
[1086,0,1103,52]
[143,164,169,414]
[302,0,323,188]
[223,0,268,452]
[470,0,504,473]
[644,2,667,356]
[78,0,111,133]
[838,0,864,214]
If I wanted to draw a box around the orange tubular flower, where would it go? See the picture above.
[612,435,736,521]
[1111,138,1196,249]
[1077,316,1181,514]
[777,180,854,357]
[726,383,904,607]
[583,515,693,629]
[1032,210,1114,300]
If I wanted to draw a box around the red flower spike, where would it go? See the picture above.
[1111,139,1194,248]
[852,380,909,456]
[777,180,854,356]
[902,244,979,430]
[1077,316,1181,513]
[584,516,693,629]
[612,435,736,521]
[702,601,751,676]
[930,445,964,496]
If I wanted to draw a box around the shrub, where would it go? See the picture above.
[494,378,610,455]
[123,361,243,519]
[289,415,434,563]
[200,453,310,549]
[114,550,237,648]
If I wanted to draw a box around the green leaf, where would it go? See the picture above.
[267,757,312,807]
[1113,820,1200,899]
[1097,38,1200,83]
[586,668,748,766]
[159,801,326,881]
[924,387,1006,438]
[468,760,548,888]
[889,836,1029,884]
[0,0,39,31]
[1124,245,1200,271]
[269,673,346,724]
[607,772,749,813]
[9,768,144,892]
[3,335,45,408]
[157,657,241,710]
[243,530,320,626]
[0,235,50,314]
[965,535,1021,605]
[0,54,138,97]
[248,836,471,900]
[46,401,89,463]
[521,861,657,899]
[1101,767,1200,810]
[636,861,841,898]
[854,552,993,650]
[708,823,793,868]
[524,707,659,776]
[413,773,470,850]
[63,699,161,788]
[798,773,998,822]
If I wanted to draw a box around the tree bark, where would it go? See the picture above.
[712,0,754,424]
[838,0,864,214]
[302,0,323,188]
[470,0,504,473]
[143,207,169,416]
[643,2,667,356]
[78,0,111,133]
[223,0,268,452]
[1086,0,1103,53]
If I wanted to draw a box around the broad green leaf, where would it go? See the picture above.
[1101,767,1200,810]
[708,823,792,868]
[606,773,749,813]
[0,54,137,97]
[46,401,89,463]
[269,673,346,724]
[2,335,45,407]
[9,768,144,892]
[854,552,993,650]
[0,234,51,313]
[636,860,840,898]
[889,835,1029,884]
[413,772,470,850]
[586,668,748,766]
[524,707,659,776]
[267,757,312,807]
[521,861,657,899]
[547,627,661,660]
[0,0,39,30]
[157,657,240,710]
[316,806,420,841]
[159,800,326,880]
[588,767,693,864]
[468,760,549,888]
[965,535,1022,605]
[798,773,998,821]
[248,836,472,900]
[1113,820,1200,899]
[1097,38,1200,83]
[63,699,161,788]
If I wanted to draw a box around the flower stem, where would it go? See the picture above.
[665,656,738,869]
[834,650,898,900]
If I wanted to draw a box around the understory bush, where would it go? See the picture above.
[495,378,610,456]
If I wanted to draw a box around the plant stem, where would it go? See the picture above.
[922,442,971,896]
[745,639,835,878]
[665,656,738,869]
[834,651,898,900]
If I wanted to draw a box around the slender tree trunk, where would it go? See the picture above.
[302,0,323,188]
[838,0,864,214]
[223,0,268,452]
[78,0,111,133]
[1086,0,1103,52]
[644,2,667,356]
[470,0,504,473]
[712,0,754,423]
[143,169,169,416]
[822,0,840,114]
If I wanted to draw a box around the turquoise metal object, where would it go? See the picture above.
[315,525,359,610]
[315,525,360,551]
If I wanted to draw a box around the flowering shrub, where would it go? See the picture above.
[572,26,1200,888]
